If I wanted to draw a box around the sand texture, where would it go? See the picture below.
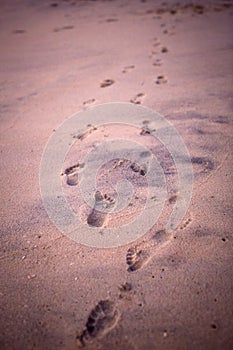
[0,0,233,349]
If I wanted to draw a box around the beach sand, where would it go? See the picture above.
[0,0,233,349]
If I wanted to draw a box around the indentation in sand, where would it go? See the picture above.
[77,300,120,347]
[130,92,145,104]
[87,191,115,228]
[126,229,173,272]
[100,79,115,88]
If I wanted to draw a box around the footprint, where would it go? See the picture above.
[62,163,84,186]
[118,282,133,300]
[161,46,168,53]
[146,9,155,14]
[170,9,177,15]
[82,98,96,107]
[153,42,161,48]
[126,229,172,272]
[106,18,118,22]
[214,116,229,124]
[122,65,135,73]
[130,162,146,176]
[140,127,151,135]
[87,191,115,227]
[168,194,178,204]
[72,125,97,141]
[100,79,115,88]
[118,282,132,293]
[192,4,205,14]
[12,29,26,34]
[53,25,74,32]
[126,247,150,272]
[191,157,214,173]
[130,92,145,104]
[152,229,172,244]
[156,8,165,15]
[139,125,156,135]
[153,58,162,67]
[155,75,167,84]
[150,50,158,57]
[77,300,120,347]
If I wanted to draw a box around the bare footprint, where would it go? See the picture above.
[126,229,173,272]
[191,156,215,173]
[155,75,167,84]
[106,18,118,22]
[72,124,97,141]
[161,46,168,53]
[130,162,147,176]
[152,229,172,244]
[122,65,135,73]
[82,98,96,107]
[139,125,155,135]
[100,79,115,88]
[12,29,26,34]
[62,163,84,186]
[130,92,145,104]
[77,300,120,347]
[87,191,115,227]
[168,194,178,204]
[118,282,132,293]
[153,42,161,48]
[150,50,158,58]
[53,25,74,32]
[126,247,150,272]
[153,58,162,67]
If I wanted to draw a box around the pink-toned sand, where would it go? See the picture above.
[0,1,233,349]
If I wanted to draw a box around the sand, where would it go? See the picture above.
[0,0,233,349]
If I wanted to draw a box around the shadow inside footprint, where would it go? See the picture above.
[87,209,106,227]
